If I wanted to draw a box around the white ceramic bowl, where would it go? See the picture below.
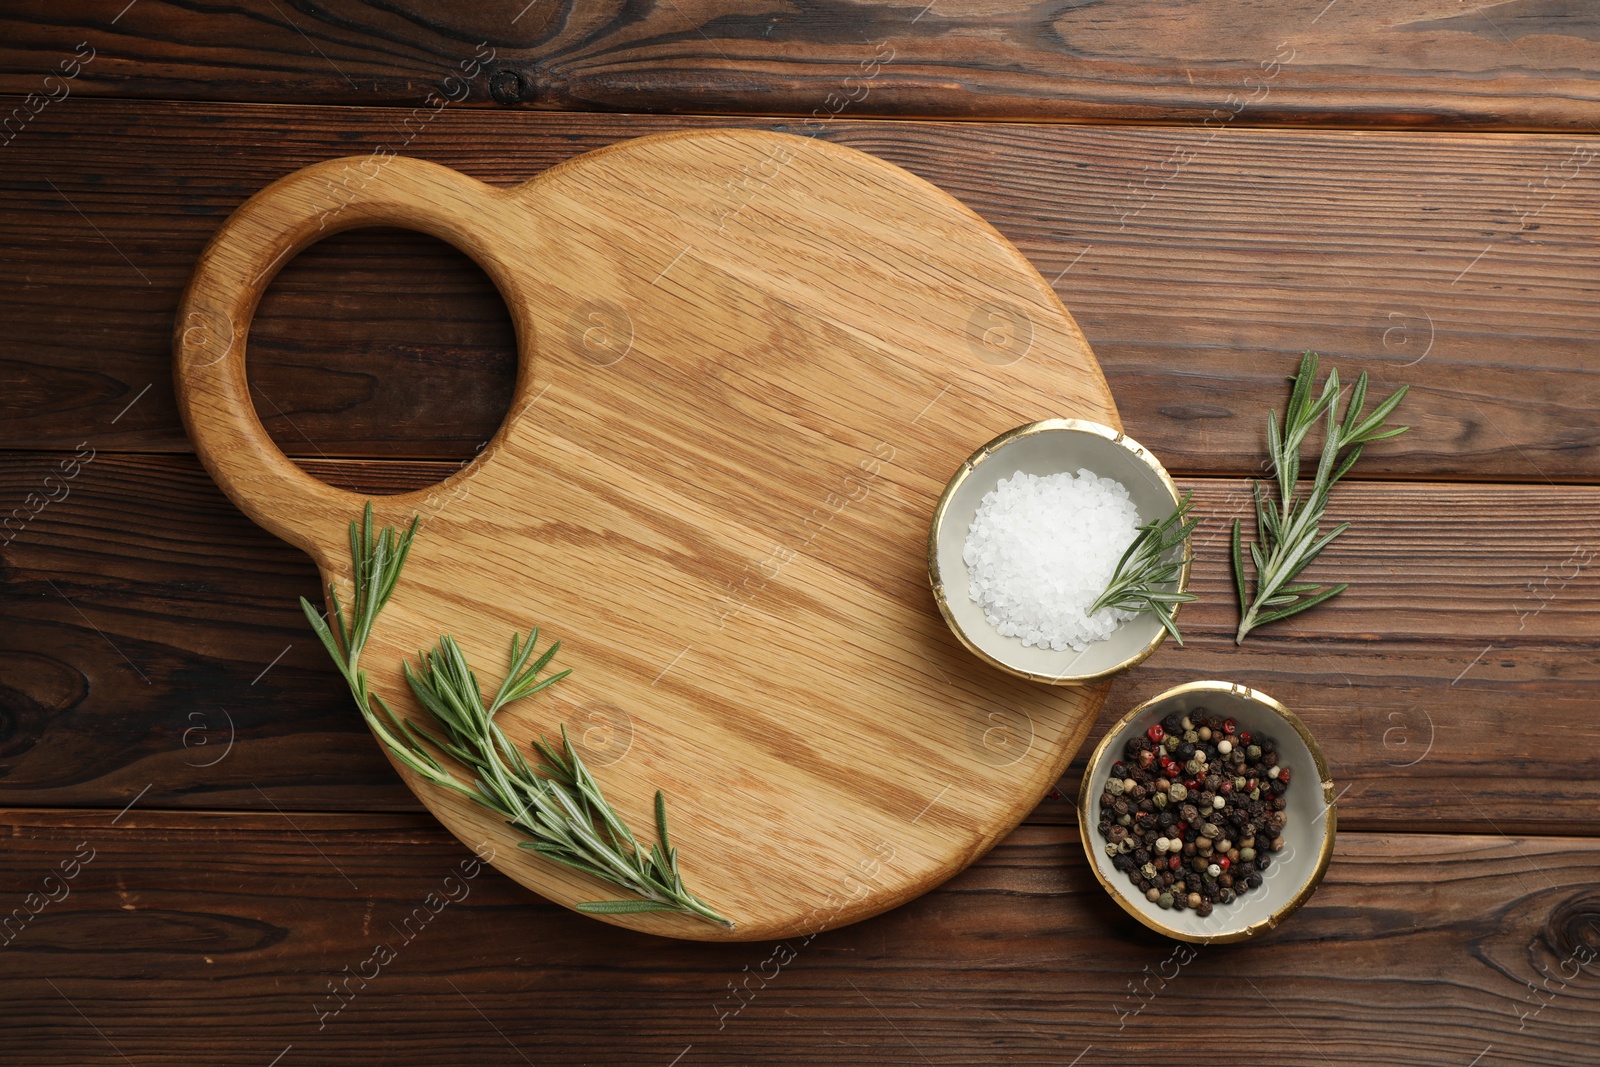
[927,419,1188,685]
[1078,681,1336,943]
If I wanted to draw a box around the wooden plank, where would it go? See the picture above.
[3,454,1596,834]
[3,2,1600,129]
[1,809,1596,1065]
[4,102,1597,480]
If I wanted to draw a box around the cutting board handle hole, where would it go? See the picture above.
[245,226,517,496]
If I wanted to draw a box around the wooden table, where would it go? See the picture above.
[3,4,1598,1064]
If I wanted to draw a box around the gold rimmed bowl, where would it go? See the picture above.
[927,419,1189,686]
[1078,681,1337,943]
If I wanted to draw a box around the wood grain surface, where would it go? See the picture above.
[5,454,1595,834]
[4,10,1599,1059]
[5,103,1598,481]
[0,809,1595,1067]
[4,1,1600,129]
[172,133,1124,940]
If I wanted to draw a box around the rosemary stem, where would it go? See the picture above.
[303,502,731,929]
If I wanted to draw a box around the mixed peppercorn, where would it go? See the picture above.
[1094,707,1292,916]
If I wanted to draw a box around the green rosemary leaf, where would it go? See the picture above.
[1230,519,1248,614]
[1341,371,1370,438]
[1249,539,1268,577]
[1233,355,1408,642]
[1286,352,1315,427]
[655,790,671,854]
[1250,480,1276,543]
[301,596,349,674]
[1148,602,1182,644]
[1265,409,1284,486]
[575,899,681,915]
[1252,582,1350,627]
[1355,424,1411,445]
[1330,443,1365,487]
[649,843,674,887]
[327,585,352,659]
[1349,386,1411,443]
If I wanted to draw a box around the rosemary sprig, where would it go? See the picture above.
[300,503,731,928]
[1089,490,1199,645]
[1231,352,1409,643]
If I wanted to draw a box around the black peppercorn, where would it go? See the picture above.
[1096,723,1294,915]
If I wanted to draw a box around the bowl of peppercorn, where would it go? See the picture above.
[1077,680,1335,943]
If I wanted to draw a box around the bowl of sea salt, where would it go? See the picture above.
[928,419,1189,685]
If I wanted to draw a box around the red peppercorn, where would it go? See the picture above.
[1220,780,1233,795]
[1219,856,1231,870]
[1240,731,1253,744]
[1147,724,1165,743]
[1186,779,1200,790]
[1278,768,1292,783]
[1223,718,1237,735]
[1174,821,1188,834]
[1168,855,1181,871]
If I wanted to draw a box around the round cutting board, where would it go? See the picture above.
[174,130,1119,941]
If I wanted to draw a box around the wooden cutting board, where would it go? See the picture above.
[174,130,1118,941]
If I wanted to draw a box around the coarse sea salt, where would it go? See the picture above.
[963,468,1141,652]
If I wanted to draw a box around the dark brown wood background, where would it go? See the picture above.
[3,3,1598,1065]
